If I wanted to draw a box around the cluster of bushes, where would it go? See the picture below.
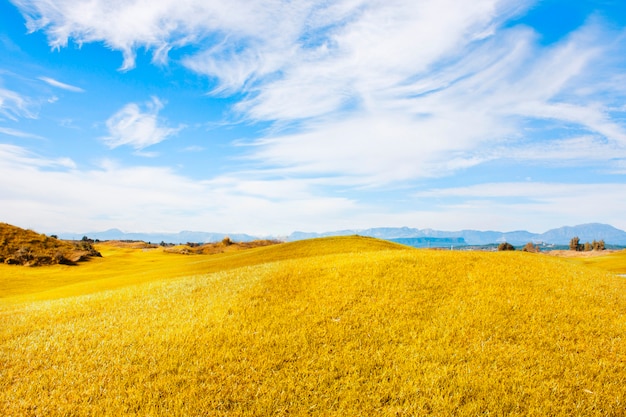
[498,237,607,252]
[569,237,605,251]
[498,242,541,252]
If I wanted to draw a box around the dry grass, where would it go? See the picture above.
[546,249,621,258]
[163,239,281,255]
[1,237,625,416]
[0,236,399,302]
[551,249,626,275]
[0,223,100,266]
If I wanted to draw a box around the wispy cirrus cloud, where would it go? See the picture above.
[101,97,183,151]
[19,0,622,186]
[0,143,75,169]
[0,126,43,139]
[241,16,626,185]
[6,0,626,234]
[11,0,320,72]
[38,76,85,92]
[0,86,35,121]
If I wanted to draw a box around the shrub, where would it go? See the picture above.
[522,242,540,253]
[569,237,582,251]
[592,240,605,251]
[498,242,515,251]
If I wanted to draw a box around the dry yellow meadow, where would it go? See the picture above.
[1,236,625,416]
[553,249,626,276]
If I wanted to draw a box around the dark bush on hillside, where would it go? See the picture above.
[522,242,540,253]
[569,237,582,251]
[498,242,515,251]
[592,240,605,251]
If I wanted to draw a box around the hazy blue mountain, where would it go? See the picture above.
[58,223,626,245]
[391,237,467,248]
[537,223,626,245]
[59,229,260,244]
[287,223,626,245]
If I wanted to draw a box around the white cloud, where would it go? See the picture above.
[492,135,626,165]
[0,143,359,235]
[12,0,321,71]
[235,16,626,185]
[245,111,500,187]
[15,1,625,179]
[0,126,43,139]
[38,76,85,92]
[0,87,35,121]
[2,144,625,234]
[7,0,626,234]
[410,181,626,231]
[101,97,182,150]
[0,143,76,169]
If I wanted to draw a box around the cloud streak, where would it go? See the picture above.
[38,76,85,92]
[239,16,626,186]
[0,86,35,121]
[0,126,43,139]
[101,97,182,151]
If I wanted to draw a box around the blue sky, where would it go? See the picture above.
[1,0,626,236]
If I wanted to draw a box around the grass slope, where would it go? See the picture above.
[0,236,403,302]
[1,237,625,416]
[556,249,626,275]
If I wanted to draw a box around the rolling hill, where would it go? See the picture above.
[0,222,100,266]
[1,235,625,415]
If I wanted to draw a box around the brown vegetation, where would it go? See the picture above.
[163,238,281,255]
[497,242,515,251]
[569,236,605,251]
[0,222,101,266]
[547,249,620,258]
[102,240,159,249]
[522,242,541,253]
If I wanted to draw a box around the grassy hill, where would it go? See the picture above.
[551,248,626,275]
[1,236,625,416]
[0,222,100,266]
[0,235,401,302]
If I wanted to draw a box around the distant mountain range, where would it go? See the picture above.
[59,229,260,244]
[289,223,626,246]
[58,223,626,246]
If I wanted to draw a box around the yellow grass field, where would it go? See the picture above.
[1,237,625,416]
[551,249,626,276]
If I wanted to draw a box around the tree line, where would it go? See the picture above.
[568,237,605,251]
[497,237,606,252]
